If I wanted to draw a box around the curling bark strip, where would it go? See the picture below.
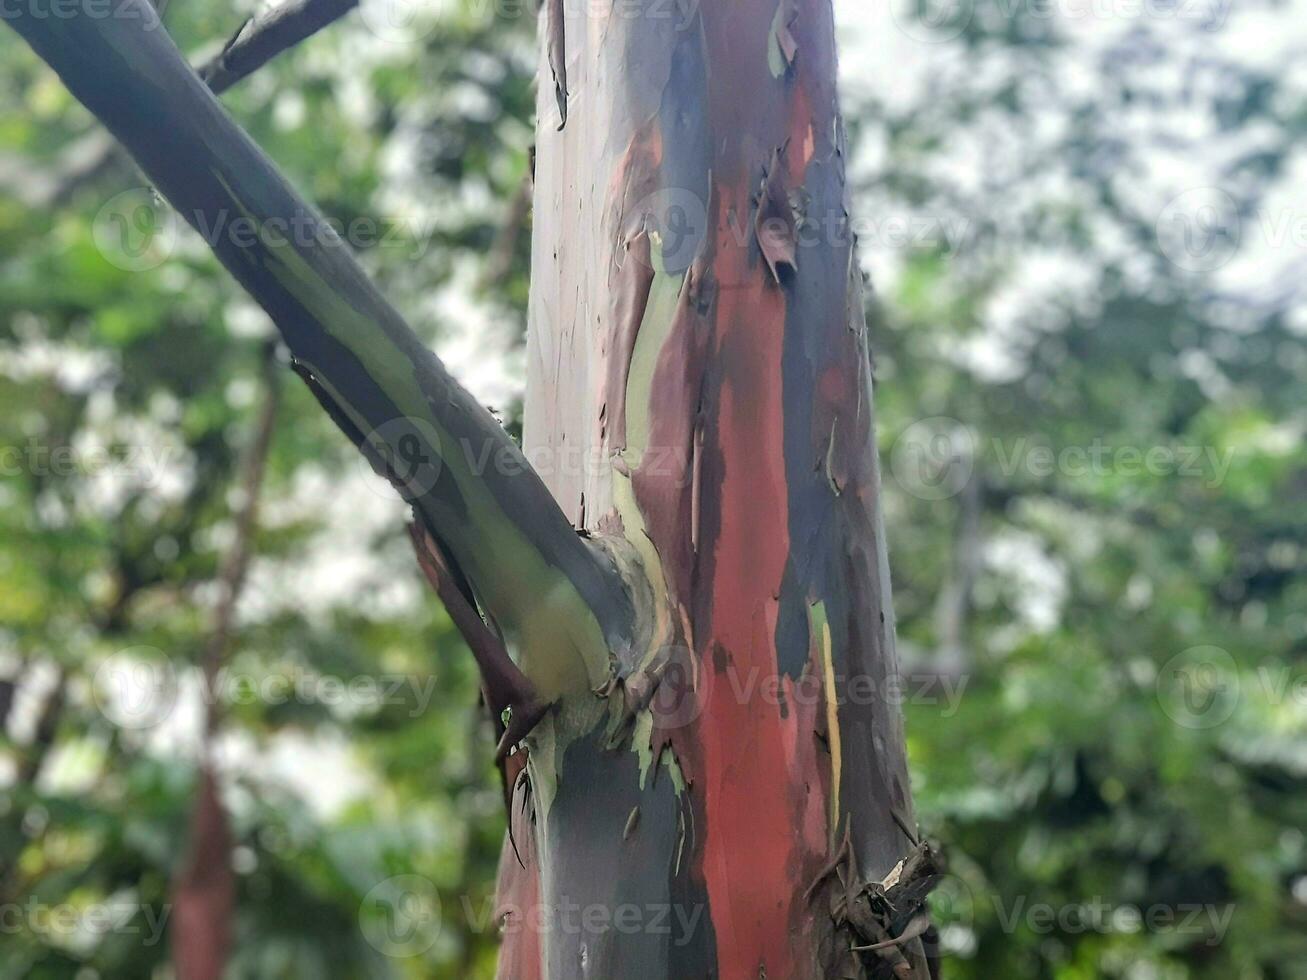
[5,2,634,701]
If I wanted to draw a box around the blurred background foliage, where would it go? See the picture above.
[0,0,1303,977]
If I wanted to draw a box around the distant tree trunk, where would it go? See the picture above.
[496,0,934,976]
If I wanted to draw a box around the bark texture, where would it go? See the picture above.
[505,0,929,976]
[4,2,933,975]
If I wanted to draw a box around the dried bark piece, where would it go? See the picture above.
[756,143,799,283]
[547,0,568,129]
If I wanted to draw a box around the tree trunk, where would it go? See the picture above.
[499,1,931,976]
[4,2,936,975]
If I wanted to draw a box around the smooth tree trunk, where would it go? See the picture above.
[5,1,938,977]
[499,1,934,977]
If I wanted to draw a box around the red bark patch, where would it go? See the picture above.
[495,772,543,980]
[679,179,829,979]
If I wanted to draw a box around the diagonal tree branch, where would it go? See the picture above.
[408,522,549,759]
[6,4,632,701]
[197,0,360,95]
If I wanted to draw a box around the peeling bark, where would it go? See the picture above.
[514,0,932,976]
[5,2,936,976]
[756,142,800,283]
[546,0,569,129]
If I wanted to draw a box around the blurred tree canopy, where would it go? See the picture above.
[0,0,1303,978]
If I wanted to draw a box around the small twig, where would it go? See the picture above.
[407,522,549,759]
[815,838,943,980]
[805,823,853,904]
[851,911,933,952]
[45,0,359,205]
[891,803,922,846]
[198,0,360,95]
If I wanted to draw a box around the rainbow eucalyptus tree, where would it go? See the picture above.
[7,0,940,976]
